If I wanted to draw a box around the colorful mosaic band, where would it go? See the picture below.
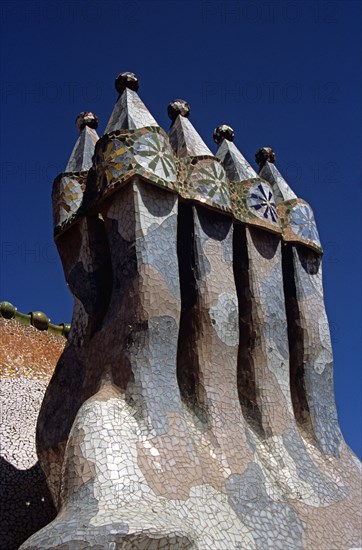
[230,178,281,234]
[94,126,179,198]
[52,172,88,236]
[277,198,322,254]
[176,156,232,214]
[52,130,321,256]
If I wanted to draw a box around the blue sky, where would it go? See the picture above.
[0,0,361,458]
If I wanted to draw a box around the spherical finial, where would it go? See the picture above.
[60,322,71,338]
[213,125,235,144]
[167,99,191,121]
[30,311,50,331]
[76,112,99,131]
[255,147,276,167]
[0,301,16,319]
[115,72,139,94]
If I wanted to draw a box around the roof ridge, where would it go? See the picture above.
[0,301,70,338]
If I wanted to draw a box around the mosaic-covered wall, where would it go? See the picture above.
[0,311,66,549]
[2,73,361,549]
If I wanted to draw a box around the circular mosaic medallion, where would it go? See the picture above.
[54,175,84,226]
[289,203,320,245]
[133,133,177,181]
[191,160,231,209]
[246,182,278,223]
[95,139,132,188]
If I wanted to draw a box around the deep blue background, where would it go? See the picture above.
[0,0,361,458]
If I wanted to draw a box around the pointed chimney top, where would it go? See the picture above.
[255,147,276,168]
[215,128,257,182]
[167,99,191,122]
[168,100,212,157]
[213,125,234,144]
[105,72,158,133]
[255,147,297,203]
[115,71,139,94]
[75,112,99,132]
[65,113,99,172]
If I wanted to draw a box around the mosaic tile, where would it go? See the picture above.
[52,113,99,237]
[215,132,256,182]
[277,199,322,254]
[52,172,87,234]
[133,132,177,181]
[288,202,320,246]
[188,158,231,210]
[246,181,278,223]
[168,106,232,214]
[3,72,360,550]
[169,114,212,158]
[215,128,281,234]
[256,151,322,254]
[228,179,280,233]
[93,127,179,199]
[286,247,342,457]
[0,319,64,548]
[65,122,99,173]
[257,150,297,204]
[105,87,158,133]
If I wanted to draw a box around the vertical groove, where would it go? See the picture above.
[176,202,200,411]
[282,243,311,434]
[233,224,264,436]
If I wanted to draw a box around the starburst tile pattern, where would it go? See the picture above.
[289,203,320,243]
[94,127,179,200]
[133,133,177,181]
[180,158,232,213]
[215,138,280,233]
[229,179,281,234]
[277,199,322,253]
[246,181,278,223]
[52,173,87,234]
[192,160,230,206]
[94,136,132,192]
